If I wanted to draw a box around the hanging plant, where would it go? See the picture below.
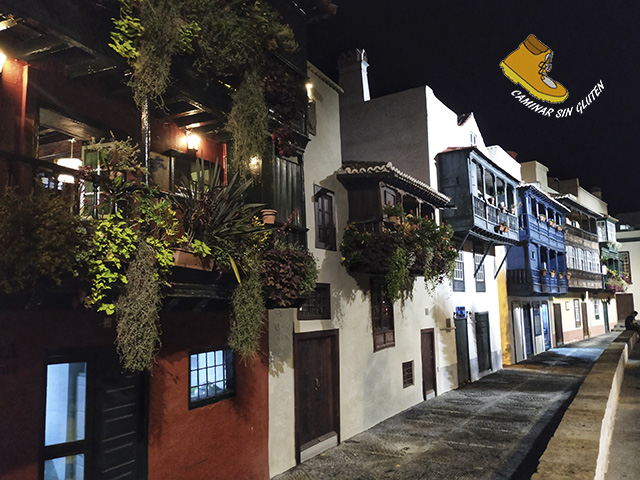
[225,70,270,178]
[115,242,163,372]
[385,247,412,303]
[228,255,266,360]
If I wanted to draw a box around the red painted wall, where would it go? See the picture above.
[148,312,269,480]
[0,309,269,480]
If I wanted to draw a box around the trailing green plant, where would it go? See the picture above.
[85,212,139,314]
[340,212,458,299]
[228,254,266,359]
[385,247,412,303]
[0,186,86,295]
[115,241,163,372]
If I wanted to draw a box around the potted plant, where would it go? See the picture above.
[566,272,572,279]
[499,202,506,213]
[261,208,277,225]
[548,219,556,228]
[558,271,565,279]
[509,204,516,215]
[556,224,563,232]
[383,203,405,224]
[540,268,548,276]
[538,214,546,222]
[550,269,556,278]
[261,222,318,308]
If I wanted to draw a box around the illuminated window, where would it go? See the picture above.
[189,348,235,407]
[44,362,87,480]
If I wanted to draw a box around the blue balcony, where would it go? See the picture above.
[523,214,566,249]
[507,268,569,296]
[438,147,520,245]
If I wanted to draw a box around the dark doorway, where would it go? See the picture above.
[475,313,492,373]
[523,304,534,358]
[294,330,340,463]
[603,302,610,333]
[553,303,564,346]
[581,302,590,338]
[454,317,471,385]
[43,348,148,480]
[421,329,436,399]
[616,294,635,324]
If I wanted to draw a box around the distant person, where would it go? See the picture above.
[624,311,640,334]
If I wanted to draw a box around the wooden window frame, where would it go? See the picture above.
[402,361,414,388]
[371,277,395,351]
[314,185,336,250]
[298,283,331,320]
[453,256,465,292]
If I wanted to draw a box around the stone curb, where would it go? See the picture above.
[531,331,637,480]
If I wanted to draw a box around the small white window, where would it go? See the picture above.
[470,132,477,146]
[190,348,235,407]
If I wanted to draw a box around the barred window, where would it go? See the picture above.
[298,283,331,320]
[189,348,235,407]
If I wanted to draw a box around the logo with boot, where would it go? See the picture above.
[500,34,568,104]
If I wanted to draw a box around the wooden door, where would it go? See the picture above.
[294,331,340,462]
[553,303,564,346]
[92,349,148,479]
[421,329,436,399]
[616,294,635,322]
[581,302,590,338]
[454,317,471,385]
[475,313,492,373]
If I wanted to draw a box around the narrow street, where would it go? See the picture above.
[275,333,617,480]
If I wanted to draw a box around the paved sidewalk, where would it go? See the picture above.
[606,340,640,479]
[275,333,617,480]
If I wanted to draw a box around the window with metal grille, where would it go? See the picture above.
[574,299,582,328]
[594,300,600,321]
[371,277,395,351]
[453,256,465,292]
[189,348,235,408]
[314,185,336,250]
[402,361,414,388]
[298,283,331,320]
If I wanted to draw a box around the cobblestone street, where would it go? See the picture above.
[275,333,617,480]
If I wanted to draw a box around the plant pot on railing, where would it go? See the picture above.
[261,209,277,225]
[540,269,547,277]
[173,248,214,271]
[550,270,556,278]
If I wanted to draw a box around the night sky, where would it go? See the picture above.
[307,0,640,216]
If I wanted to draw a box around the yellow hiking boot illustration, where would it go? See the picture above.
[500,34,568,103]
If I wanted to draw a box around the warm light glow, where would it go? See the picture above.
[249,155,261,174]
[56,157,83,170]
[0,51,6,74]
[56,157,82,184]
[305,82,313,100]
[186,131,200,151]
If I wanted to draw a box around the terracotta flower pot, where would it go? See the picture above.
[261,209,277,225]
[173,248,214,271]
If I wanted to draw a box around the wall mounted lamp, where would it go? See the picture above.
[0,50,7,74]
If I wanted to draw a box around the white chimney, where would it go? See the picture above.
[338,48,370,105]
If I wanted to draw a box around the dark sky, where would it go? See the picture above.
[307,0,640,216]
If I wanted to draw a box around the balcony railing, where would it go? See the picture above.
[472,196,518,242]
[507,268,569,296]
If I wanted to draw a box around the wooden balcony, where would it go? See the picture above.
[507,268,569,296]
[470,196,519,244]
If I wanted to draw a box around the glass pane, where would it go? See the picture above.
[198,352,206,368]
[215,350,223,366]
[45,363,87,446]
[206,351,214,367]
[44,454,84,480]
[190,354,197,371]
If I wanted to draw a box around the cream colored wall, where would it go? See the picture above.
[436,244,503,384]
[617,230,640,313]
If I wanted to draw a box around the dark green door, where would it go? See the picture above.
[475,313,492,373]
[455,317,471,385]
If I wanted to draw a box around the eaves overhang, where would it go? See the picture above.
[337,161,451,208]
